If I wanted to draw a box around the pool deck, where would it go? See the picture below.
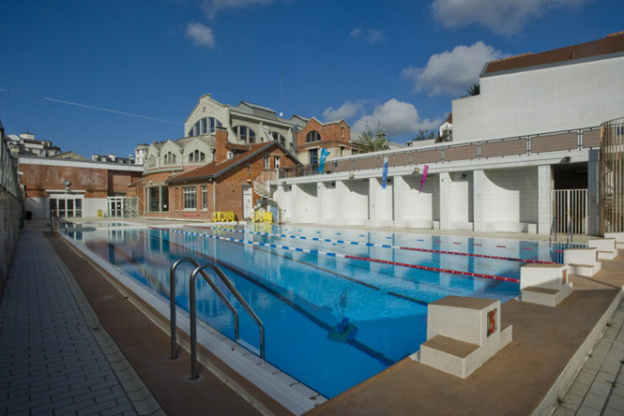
[1,219,623,415]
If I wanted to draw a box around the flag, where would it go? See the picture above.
[317,148,331,174]
[382,157,389,189]
[419,165,429,193]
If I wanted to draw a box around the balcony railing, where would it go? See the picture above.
[278,127,600,179]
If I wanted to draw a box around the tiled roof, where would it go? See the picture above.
[484,31,624,75]
[167,141,298,183]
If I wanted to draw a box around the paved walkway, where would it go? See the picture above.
[554,301,624,416]
[0,225,164,416]
[1,221,623,416]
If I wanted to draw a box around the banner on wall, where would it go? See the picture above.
[419,165,429,193]
[317,148,331,174]
[382,157,389,189]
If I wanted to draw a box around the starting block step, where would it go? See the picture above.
[522,284,573,307]
[419,296,512,379]
[564,248,601,277]
[520,263,572,307]
[588,238,617,260]
[568,263,601,277]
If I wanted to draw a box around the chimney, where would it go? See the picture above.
[214,127,229,163]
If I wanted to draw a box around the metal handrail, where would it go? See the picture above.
[549,216,557,245]
[189,263,265,380]
[168,258,240,360]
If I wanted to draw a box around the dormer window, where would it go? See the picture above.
[188,149,206,163]
[227,151,234,159]
[163,151,177,165]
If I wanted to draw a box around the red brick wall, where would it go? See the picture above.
[21,164,108,198]
[152,145,298,221]
[296,118,351,153]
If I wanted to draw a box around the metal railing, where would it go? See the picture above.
[600,117,624,234]
[169,259,265,380]
[0,129,22,293]
[553,189,587,236]
[278,126,601,179]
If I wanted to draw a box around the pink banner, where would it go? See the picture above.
[419,165,429,193]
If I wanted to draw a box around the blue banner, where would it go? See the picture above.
[382,157,389,189]
[317,148,330,174]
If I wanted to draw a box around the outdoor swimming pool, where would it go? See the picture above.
[66,223,572,399]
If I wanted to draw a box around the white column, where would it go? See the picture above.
[473,169,486,232]
[537,165,552,235]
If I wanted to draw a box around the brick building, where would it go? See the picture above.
[295,117,351,166]
[139,128,300,221]
[19,156,143,220]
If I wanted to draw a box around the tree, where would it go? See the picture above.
[413,129,436,141]
[466,83,480,96]
[351,122,390,153]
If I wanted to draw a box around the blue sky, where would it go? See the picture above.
[1,0,622,158]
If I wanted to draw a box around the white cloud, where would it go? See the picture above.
[349,27,385,44]
[431,0,589,35]
[323,100,367,121]
[352,99,441,139]
[185,22,216,48]
[201,0,277,18]
[402,41,504,97]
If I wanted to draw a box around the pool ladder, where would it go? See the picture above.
[169,258,265,379]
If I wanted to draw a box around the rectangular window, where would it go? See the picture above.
[309,148,319,166]
[149,187,160,212]
[274,156,280,169]
[201,185,207,210]
[183,186,196,210]
[264,155,270,170]
[75,199,82,218]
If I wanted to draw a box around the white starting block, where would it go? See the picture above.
[564,247,601,277]
[604,232,624,250]
[588,238,618,260]
[520,263,573,307]
[418,296,512,379]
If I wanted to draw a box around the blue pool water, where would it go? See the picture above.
[67,223,574,398]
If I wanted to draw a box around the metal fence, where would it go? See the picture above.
[0,129,23,294]
[553,189,587,235]
[600,117,624,234]
[279,126,600,178]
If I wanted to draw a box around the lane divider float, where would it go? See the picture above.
[191,225,554,265]
[161,227,520,284]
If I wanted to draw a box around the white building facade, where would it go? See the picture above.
[271,32,624,236]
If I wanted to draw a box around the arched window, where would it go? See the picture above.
[163,151,177,165]
[234,126,256,143]
[271,132,286,146]
[148,155,156,168]
[306,130,321,143]
[188,149,206,163]
[188,117,222,137]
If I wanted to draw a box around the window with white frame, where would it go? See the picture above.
[201,185,207,210]
[274,155,280,169]
[163,151,177,165]
[188,149,206,163]
[264,155,270,169]
[188,117,222,137]
[234,126,256,143]
[271,132,286,146]
[183,186,196,209]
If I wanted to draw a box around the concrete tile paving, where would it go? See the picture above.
[0,226,163,416]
